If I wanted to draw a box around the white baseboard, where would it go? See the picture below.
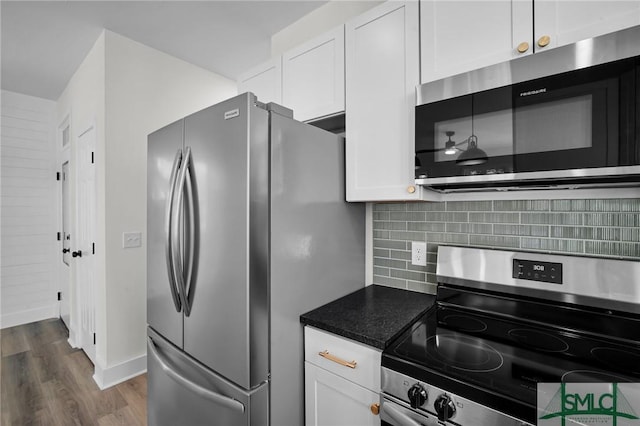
[1,305,58,329]
[67,328,79,348]
[93,353,147,390]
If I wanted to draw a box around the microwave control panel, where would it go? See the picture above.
[513,259,563,284]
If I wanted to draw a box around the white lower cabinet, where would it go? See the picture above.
[304,326,382,426]
[305,362,380,426]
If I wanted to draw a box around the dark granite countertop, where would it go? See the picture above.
[300,285,435,350]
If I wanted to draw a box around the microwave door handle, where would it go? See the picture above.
[183,154,195,317]
[171,146,191,314]
[165,149,182,312]
[147,337,245,413]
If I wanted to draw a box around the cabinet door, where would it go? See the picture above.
[420,0,533,83]
[237,57,282,104]
[283,26,345,122]
[305,362,380,426]
[345,1,422,202]
[534,1,640,53]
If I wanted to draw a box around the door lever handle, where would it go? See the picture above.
[62,248,70,253]
[72,250,82,258]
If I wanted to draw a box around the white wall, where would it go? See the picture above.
[1,91,57,328]
[271,0,384,56]
[102,31,236,383]
[54,30,235,388]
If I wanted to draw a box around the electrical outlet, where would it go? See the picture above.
[411,241,427,266]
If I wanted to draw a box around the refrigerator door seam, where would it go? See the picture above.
[147,336,246,413]
[164,149,183,313]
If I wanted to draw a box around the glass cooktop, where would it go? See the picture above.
[382,302,640,423]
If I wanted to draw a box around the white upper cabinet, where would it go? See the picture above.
[534,0,640,53]
[421,0,640,84]
[237,57,282,104]
[237,26,345,122]
[283,26,345,122]
[346,1,425,202]
[421,0,533,83]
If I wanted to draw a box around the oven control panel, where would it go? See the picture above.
[513,259,562,284]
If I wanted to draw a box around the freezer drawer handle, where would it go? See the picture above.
[165,149,183,312]
[147,337,245,413]
[318,350,357,369]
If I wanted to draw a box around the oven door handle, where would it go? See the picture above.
[381,398,438,426]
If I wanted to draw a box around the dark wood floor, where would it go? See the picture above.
[1,318,147,426]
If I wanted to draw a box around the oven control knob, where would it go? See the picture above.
[434,394,456,421]
[407,384,428,409]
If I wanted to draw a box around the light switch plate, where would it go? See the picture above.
[123,231,142,248]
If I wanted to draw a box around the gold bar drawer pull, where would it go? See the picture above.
[318,350,357,369]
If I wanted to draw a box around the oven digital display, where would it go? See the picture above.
[513,259,562,284]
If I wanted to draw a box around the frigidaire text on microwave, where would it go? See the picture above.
[415,25,640,193]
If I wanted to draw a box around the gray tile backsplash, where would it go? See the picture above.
[372,198,640,294]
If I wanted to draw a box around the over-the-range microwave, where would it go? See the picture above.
[415,25,640,193]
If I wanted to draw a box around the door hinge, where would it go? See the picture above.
[91,152,94,164]
[93,333,96,345]
[57,292,61,301]
[92,243,95,255]
[56,171,61,181]
[57,232,62,241]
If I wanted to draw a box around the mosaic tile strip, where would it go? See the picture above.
[521,212,583,225]
[469,212,520,224]
[389,212,427,221]
[446,201,493,211]
[371,198,640,294]
[494,200,549,211]
[408,222,446,232]
[446,222,493,234]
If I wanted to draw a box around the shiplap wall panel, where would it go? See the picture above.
[1,90,57,328]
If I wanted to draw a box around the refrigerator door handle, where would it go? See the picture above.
[172,146,191,316]
[183,159,195,316]
[165,149,183,312]
[147,337,246,413]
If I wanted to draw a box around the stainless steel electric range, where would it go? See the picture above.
[381,246,640,426]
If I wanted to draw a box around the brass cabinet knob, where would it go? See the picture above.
[370,403,380,415]
[537,35,551,48]
[407,185,416,194]
[516,41,529,53]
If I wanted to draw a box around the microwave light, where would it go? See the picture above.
[444,148,457,155]
[444,131,457,155]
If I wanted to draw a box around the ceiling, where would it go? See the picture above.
[1,1,327,100]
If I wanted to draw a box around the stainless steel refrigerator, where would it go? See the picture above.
[146,93,365,426]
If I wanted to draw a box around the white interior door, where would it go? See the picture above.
[58,119,72,332]
[75,124,96,364]
[60,160,71,329]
